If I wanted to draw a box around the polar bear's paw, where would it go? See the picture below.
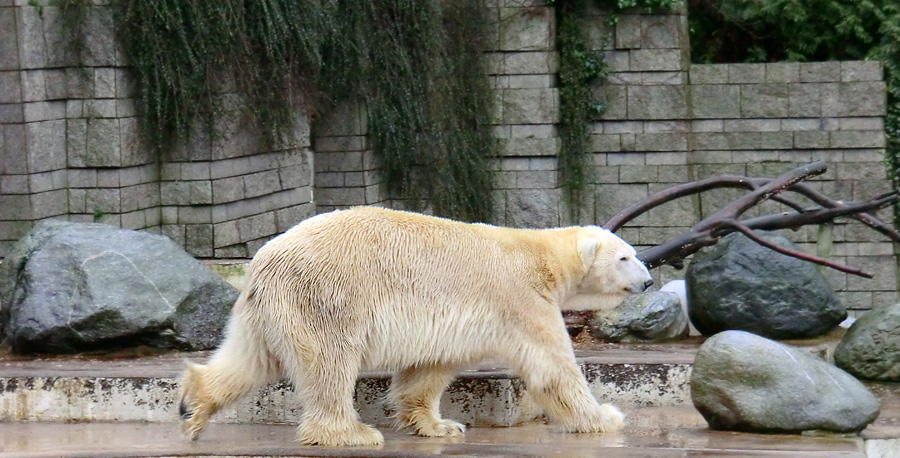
[298,420,385,447]
[587,404,625,433]
[566,403,626,434]
[415,418,466,437]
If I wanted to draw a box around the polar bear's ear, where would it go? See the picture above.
[577,236,600,272]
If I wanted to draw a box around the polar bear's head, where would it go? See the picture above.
[576,227,652,297]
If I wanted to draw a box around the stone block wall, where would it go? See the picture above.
[312,2,566,226]
[0,3,152,257]
[486,3,562,228]
[576,4,893,313]
[0,2,315,259]
[586,2,691,242]
[312,103,387,214]
[1,1,895,312]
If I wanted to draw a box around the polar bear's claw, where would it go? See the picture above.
[416,419,466,437]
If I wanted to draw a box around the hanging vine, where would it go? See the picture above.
[54,0,497,223]
[552,0,679,221]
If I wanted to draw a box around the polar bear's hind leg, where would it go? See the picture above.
[390,363,465,437]
[288,343,384,446]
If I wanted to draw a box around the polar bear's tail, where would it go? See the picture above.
[178,289,279,441]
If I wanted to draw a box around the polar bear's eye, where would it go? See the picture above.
[619,256,628,262]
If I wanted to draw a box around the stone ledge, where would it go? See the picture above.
[0,346,695,426]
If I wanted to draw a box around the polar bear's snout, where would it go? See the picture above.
[625,278,653,293]
[621,256,653,293]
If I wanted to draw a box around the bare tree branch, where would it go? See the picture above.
[738,193,898,232]
[696,161,827,230]
[603,162,900,278]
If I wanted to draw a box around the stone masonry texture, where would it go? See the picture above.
[1,1,315,260]
[0,1,895,313]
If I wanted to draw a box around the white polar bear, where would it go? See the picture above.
[179,206,652,446]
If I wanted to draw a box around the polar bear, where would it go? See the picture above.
[179,206,652,446]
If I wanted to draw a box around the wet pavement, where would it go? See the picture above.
[0,406,870,457]
[1,341,898,457]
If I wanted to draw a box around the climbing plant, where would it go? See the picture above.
[552,0,679,220]
[98,0,495,222]
[555,0,608,220]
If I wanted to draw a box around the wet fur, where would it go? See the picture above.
[179,207,650,446]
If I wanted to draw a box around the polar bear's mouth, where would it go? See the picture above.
[624,279,654,293]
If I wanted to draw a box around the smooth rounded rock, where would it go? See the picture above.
[835,304,900,381]
[589,291,689,342]
[0,221,239,353]
[686,231,846,339]
[691,330,880,433]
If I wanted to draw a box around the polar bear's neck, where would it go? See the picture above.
[559,293,627,312]
[483,226,587,307]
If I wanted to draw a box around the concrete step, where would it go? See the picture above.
[0,344,697,427]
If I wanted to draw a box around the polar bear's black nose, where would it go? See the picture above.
[644,279,654,289]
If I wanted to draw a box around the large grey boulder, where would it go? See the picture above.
[692,330,880,433]
[0,220,239,353]
[686,231,846,339]
[835,304,900,381]
[589,291,688,342]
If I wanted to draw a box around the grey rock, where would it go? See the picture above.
[686,231,846,339]
[0,220,238,353]
[589,291,689,342]
[691,330,880,433]
[835,304,900,381]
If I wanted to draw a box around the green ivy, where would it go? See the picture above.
[555,0,608,219]
[552,0,679,221]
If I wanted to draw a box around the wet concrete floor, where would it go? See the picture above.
[1,341,897,457]
[0,406,871,458]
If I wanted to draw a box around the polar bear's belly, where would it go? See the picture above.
[359,299,495,370]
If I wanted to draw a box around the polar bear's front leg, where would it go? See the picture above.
[389,363,466,437]
[507,321,625,434]
[519,354,624,433]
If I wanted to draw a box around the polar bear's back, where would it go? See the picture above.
[259,206,506,285]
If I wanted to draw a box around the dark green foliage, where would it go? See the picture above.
[688,0,900,225]
[357,1,495,222]
[103,0,495,222]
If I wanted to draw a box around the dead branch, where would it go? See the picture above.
[603,161,900,277]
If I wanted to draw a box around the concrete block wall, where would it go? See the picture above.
[0,1,315,259]
[0,2,155,258]
[581,4,696,290]
[312,103,388,214]
[683,61,893,313]
[485,2,562,228]
[158,100,314,258]
[576,3,894,312]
